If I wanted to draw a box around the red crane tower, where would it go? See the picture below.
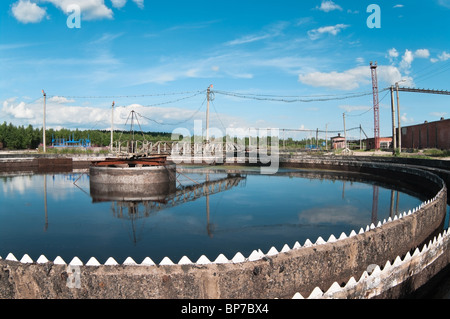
[370,61,380,150]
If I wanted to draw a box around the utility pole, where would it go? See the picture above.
[343,112,347,152]
[42,90,46,153]
[359,124,362,150]
[110,101,115,153]
[390,86,397,152]
[315,128,318,150]
[206,84,213,142]
[396,82,402,153]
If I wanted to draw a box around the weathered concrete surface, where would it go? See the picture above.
[0,158,448,299]
[89,163,177,201]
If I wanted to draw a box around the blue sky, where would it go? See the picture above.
[1,0,449,141]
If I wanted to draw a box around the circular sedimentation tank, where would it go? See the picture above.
[89,156,177,202]
[0,156,448,299]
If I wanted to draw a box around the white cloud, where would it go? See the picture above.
[388,48,399,58]
[316,1,343,12]
[307,24,349,40]
[48,96,75,104]
[42,0,113,20]
[2,99,34,119]
[225,22,287,46]
[399,49,414,73]
[132,0,144,9]
[339,105,371,113]
[401,113,414,124]
[298,66,369,90]
[226,34,272,46]
[11,0,47,24]
[11,0,145,23]
[377,65,414,86]
[438,51,450,61]
[110,0,127,8]
[298,64,413,90]
[414,49,430,59]
[393,4,404,8]
[431,51,450,63]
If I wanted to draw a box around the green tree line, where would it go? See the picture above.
[0,122,173,150]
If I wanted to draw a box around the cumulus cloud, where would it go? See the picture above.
[316,1,343,12]
[1,94,247,133]
[401,113,414,124]
[378,65,414,86]
[110,0,127,8]
[431,51,450,63]
[298,66,369,90]
[386,48,431,74]
[11,0,145,23]
[414,49,430,59]
[389,47,432,67]
[11,0,47,24]
[438,51,450,61]
[307,24,349,40]
[399,49,414,72]
[42,0,113,20]
[132,0,144,9]
[298,64,413,90]
[111,0,144,9]
[388,48,399,58]
[2,98,35,119]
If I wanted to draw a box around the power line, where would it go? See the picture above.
[47,90,206,100]
[212,88,389,103]
[345,89,390,118]
[139,91,205,107]
[134,96,207,126]
[413,59,450,84]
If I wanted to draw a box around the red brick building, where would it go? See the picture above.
[365,137,393,150]
[331,133,346,149]
[399,118,450,150]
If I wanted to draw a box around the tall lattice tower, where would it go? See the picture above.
[370,61,380,150]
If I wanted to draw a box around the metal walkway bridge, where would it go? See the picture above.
[111,172,247,220]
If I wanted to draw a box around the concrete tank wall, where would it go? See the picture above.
[89,163,177,201]
[0,158,448,299]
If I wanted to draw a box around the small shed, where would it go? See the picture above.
[331,133,346,149]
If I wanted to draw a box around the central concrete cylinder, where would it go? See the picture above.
[89,163,177,201]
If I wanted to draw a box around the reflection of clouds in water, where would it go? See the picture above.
[47,174,90,201]
[298,204,368,226]
[1,175,35,195]
[1,173,90,201]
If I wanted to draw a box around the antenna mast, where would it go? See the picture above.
[370,61,380,150]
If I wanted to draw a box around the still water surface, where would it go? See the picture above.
[1,167,434,265]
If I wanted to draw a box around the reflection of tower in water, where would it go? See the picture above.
[341,181,400,223]
[94,172,247,244]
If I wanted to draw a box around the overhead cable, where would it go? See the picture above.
[133,96,207,126]
[47,90,206,100]
[212,88,390,103]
